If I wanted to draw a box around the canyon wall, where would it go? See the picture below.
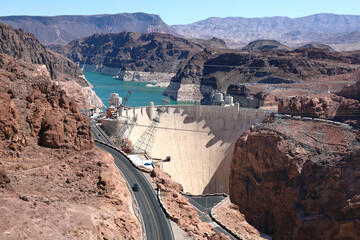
[0,53,140,239]
[164,48,358,103]
[229,115,360,239]
[53,31,227,87]
[82,64,175,87]
[0,22,104,109]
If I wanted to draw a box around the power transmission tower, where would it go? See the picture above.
[116,115,138,140]
[133,99,168,154]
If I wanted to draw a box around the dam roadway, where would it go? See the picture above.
[92,126,174,240]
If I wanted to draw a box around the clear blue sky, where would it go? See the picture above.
[1,0,359,25]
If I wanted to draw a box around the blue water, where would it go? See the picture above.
[84,71,192,107]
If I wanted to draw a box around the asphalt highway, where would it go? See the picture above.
[93,135,174,240]
[91,124,236,240]
[91,123,113,145]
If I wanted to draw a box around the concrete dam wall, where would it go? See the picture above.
[102,104,270,194]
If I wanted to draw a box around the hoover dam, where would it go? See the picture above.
[102,103,270,194]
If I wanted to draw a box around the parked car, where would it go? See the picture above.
[132,183,140,191]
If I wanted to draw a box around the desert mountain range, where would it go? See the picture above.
[2,13,360,50]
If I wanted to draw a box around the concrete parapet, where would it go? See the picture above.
[302,117,313,121]
[157,189,180,222]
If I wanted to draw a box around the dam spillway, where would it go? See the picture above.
[101,104,270,195]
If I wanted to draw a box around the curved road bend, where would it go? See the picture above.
[91,124,113,145]
[94,141,174,240]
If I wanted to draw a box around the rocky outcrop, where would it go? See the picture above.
[278,93,360,121]
[0,169,10,187]
[0,53,141,239]
[212,198,266,240]
[0,12,178,45]
[242,39,290,52]
[151,165,231,240]
[0,22,103,109]
[53,31,227,86]
[163,50,212,101]
[229,117,360,239]
[0,53,92,150]
[113,137,134,154]
[337,70,360,101]
[164,48,356,102]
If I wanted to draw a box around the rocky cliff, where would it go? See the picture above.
[337,70,360,101]
[54,31,227,86]
[0,22,103,109]
[164,48,357,103]
[151,165,231,240]
[229,116,360,239]
[278,93,360,124]
[0,12,177,45]
[0,53,141,239]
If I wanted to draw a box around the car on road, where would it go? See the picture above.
[132,183,140,191]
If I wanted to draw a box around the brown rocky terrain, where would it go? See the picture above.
[164,48,358,103]
[278,93,360,125]
[0,22,103,109]
[229,115,360,239]
[0,53,141,239]
[212,198,266,240]
[52,31,228,86]
[337,70,360,101]
[150,165,230,240]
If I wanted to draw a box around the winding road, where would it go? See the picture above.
[91,123,241,240]
[92,125,174,240]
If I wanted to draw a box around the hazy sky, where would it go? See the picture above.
[1,0,360,25]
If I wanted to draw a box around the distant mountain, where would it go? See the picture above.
[172,14,360,48]
[0,12,177,45]
[242,40,290,52]
[296,43,335,52]
[321,31,360,44]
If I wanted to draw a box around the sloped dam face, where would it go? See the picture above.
[102,104,269,194]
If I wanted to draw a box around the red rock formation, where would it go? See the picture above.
[229,118,360,239]
[0,22,103,109]
[337,70,360,101]
[0,53,141,239]
[278,93,360,127]
[212,198,266,240]
[151,165,231,240]
[112,137,135,153]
